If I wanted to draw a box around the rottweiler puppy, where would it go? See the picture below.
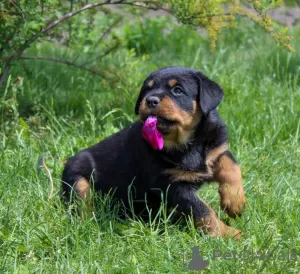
[62,66,246,239]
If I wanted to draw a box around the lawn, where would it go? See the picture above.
[0,17,300,273]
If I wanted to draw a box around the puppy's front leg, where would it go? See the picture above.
[213,151,246,218]
[167,183,241,239]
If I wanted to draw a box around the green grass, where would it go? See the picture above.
[1,18,300,273]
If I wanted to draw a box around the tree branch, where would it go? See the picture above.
[79,43,120,68]
[19,56,106,77]
[32,1,161,43]
[0,0,163,87]
[21,1,162,55]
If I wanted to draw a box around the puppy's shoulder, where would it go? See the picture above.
[90,120,143,148]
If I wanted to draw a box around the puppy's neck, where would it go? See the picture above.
[159,110,227,167]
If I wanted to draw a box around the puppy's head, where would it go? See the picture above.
[135,66,224,149]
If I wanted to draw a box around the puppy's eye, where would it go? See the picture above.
[172,86,184,95]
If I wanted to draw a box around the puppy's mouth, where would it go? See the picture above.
[157,116,176,127]
[142,115,176,134]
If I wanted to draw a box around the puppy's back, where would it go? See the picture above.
[61,121,145,202]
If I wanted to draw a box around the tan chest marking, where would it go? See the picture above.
[206,143,228,172]
[164,168,212,183]
[164,144,228,183]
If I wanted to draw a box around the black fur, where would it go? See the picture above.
[62,66,229,221]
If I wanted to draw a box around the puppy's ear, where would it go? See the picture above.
[195,72,224,115]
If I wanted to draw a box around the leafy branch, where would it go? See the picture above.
[0,0,295,88]
[0,0,161,86]
[20,56,105,77]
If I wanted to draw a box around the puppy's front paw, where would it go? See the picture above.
[219,184,246,218]
[222,226,242,240]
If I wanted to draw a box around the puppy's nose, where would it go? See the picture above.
[146,96,160,109]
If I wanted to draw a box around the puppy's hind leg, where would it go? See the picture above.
[74,177,90,200]
[62,176,94,219]
[61,152,95,218]
[74,177,94,219]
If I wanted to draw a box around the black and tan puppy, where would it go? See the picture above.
[62,66,246,239]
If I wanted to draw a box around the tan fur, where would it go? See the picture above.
[139,98,201,149]
[214,155,246,218]
[148,80,154,88]
[74,178,90,200]
[206,143,228,170]
[168,79,177,87]
[157,98,200,131]
[196,211,241,239]
[195,199,241,239]
[157,99,200,149]
[164,169,212,183]
[74,178,94,218]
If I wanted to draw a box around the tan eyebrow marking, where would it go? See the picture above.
[168,79,177,87]
[148,80,154,88]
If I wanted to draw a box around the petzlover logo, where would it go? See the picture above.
[183,245,298,271]
[187,246,209,270]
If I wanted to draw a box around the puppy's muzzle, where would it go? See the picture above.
[146,96,160,109]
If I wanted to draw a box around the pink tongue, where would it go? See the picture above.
[142,116,164,150]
